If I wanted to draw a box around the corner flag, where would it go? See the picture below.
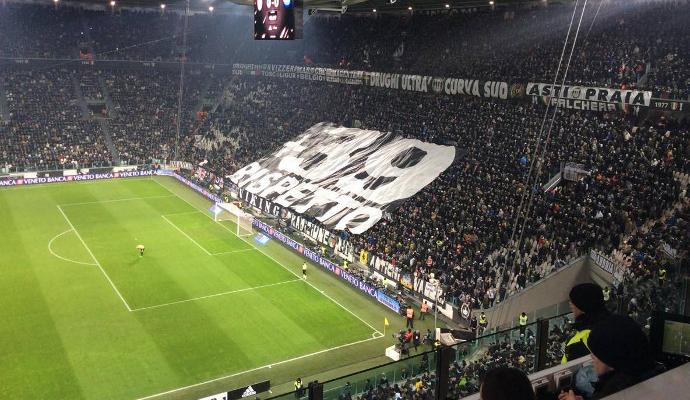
[384,317,389,327]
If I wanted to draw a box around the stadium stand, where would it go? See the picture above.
[0,1,689,398]
[1,2,689,96]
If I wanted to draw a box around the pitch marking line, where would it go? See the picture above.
[150,178,384,336]
[135,334,382,400]
[159,210,205,217]
[48,229,98,266]
[57,205,133,311]
[211,248,258,256]
[218,221,384,336]
[131,279,301,312]
[161,214,213,256]
[60,194,176,207]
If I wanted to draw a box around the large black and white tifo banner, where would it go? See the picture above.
[229,123,455,235]
[232,63,522,100]
[526,83,652,112]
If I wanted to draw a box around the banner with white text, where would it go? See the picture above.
[230,123,455,234]
[526,83,652,111]
[232,63,522,100]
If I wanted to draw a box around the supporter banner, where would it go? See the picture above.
[169,160,195,170]
[367,72,518,100]
[232,63,517,100]
[650,98,690,112]
[172,173,223,203]
[414,278,446,306]
[368,254,402,282]
[290,215,356,262]
[236,187,287,219]
[236,185,355,259]
[590,250,625,285]
[233,63,365,85]
[253,219,401,313]
[526,83,652,108]
[366,253,444,305]
[230,123,455,234]
[0,170,153,187]
[530,96,628,112]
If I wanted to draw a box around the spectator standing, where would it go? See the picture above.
[562,283,612,397]
[478,312,488,336]
[406,305,415,329]
[602,286,611,303]
[293,378,303,398]
[559,315,663,400]
[420,301,429,320]
[519,312,528,337]
[562,283,610,364]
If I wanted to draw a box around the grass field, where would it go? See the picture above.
[0,175,433,400]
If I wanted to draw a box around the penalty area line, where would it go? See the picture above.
[211,248,258,256]
[59,194,176,207]
[161,214,212,256]
[130,279,301,312]
[150,177,384,336]
[134,334,383,400]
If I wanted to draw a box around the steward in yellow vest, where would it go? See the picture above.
[602,286,611,302]
[519,312,528,336]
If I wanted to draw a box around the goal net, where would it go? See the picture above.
[215,202,254,237]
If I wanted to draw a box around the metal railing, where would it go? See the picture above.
[267,312,573,400]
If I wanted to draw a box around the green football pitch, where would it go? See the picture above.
[0,176,428,400]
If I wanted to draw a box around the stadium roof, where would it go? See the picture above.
[11,0,561,14]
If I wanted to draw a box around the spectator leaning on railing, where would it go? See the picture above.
[559,314,664,400]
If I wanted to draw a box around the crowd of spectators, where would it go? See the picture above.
[177,76,687,312]
[1,1,690,98]
[614,200,689,327]
[0,3,685,399]
[352,371,436,400]
[104,69,205,164]
[0,69,111,170]
[0,0,687,323]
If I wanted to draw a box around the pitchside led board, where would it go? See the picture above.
[254,0,303,40]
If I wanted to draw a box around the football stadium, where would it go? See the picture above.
[0,0,689,399]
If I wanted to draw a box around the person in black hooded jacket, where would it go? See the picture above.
[559,314,665,400]
[561,283,610,364]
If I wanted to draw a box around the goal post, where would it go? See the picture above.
[214,202,254,237]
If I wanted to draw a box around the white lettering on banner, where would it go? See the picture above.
[414,278,446,306]
[590,250,625,285]
[369,72,400,89]
[231,64,511,100]
[0,170,154,187]
[230,123,455,234]
[537,97,619,112]
[526,83,651,107]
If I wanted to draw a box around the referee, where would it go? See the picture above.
[302,263,307,280]
[136,244,145,257]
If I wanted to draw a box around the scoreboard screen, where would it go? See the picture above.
[254,0,302,40]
